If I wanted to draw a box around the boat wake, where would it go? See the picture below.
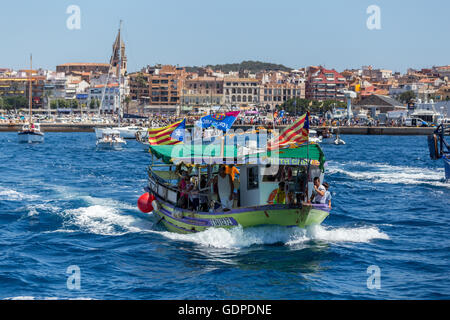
[157,224,390,249]
[60,205,145,236]
[0,186,39,201]
[328,161,449,188]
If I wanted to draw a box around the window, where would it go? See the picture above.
[247,167,259,190]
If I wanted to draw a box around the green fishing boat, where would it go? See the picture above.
[138,141,330,234]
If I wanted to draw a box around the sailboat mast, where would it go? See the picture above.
[29,54,33,123]
[117,20,122,127]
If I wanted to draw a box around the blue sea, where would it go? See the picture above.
[0,132,449,300]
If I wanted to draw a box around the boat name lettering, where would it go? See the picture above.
[278,159,320,166]
[209,218,234,227]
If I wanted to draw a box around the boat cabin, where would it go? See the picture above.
[99,130,121,141]
[21,123,41,132]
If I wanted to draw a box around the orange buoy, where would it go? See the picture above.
[138,193,156,213]
[267,189,278,205]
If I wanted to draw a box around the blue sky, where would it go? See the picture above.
[0,0,448,72]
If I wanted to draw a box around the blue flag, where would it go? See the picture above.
[197,111,240,132]
[170,119,186,142]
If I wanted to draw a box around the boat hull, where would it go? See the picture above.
[321,137,335,144]
[151,195,330,234]
[444,155,450,181]
[18,131,44,143]
[96,141,126,150]
[116,127,143,139]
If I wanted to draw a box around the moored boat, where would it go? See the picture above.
[117,126,147,139]
[18,54,44,144]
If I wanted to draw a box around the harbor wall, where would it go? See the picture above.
[0,123,436,135]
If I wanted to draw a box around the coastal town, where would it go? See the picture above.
[0,33,449,130]
[1,0,450,305]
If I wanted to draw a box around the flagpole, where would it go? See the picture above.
[306,111,311,203]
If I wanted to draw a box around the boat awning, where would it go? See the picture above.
[149,143,325,170]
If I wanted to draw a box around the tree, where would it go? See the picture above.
[399,90,416,103]
[123,95,131,113]
[4,96,28,111]
[135,73,147,103]
[278,98,346,115]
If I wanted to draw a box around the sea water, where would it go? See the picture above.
[0,133,448,299]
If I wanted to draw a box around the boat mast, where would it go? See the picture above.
[29,54,33,124]
[117,20,122,128]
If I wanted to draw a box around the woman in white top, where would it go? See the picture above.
[217,165,234,211]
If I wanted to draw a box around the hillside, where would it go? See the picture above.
[185,60,292,73]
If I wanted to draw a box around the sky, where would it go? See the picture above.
[0,0,449,73]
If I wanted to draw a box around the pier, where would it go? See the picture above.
[0,123,436,135]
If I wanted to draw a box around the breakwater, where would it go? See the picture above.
[0,123,436,135]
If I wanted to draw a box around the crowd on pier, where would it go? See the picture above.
[0,109,430,128]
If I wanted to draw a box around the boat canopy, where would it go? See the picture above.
[149,143,326,170]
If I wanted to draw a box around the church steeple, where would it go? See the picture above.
[110,22,127,78]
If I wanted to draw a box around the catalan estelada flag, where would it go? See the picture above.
[148,119,185,145]
[268,113,310,151]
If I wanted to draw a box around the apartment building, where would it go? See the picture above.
[0,73,45,108]
[56,63,110,75]
[182,77,224,105]
[260,82,305,110]
[129,72,150,102]
[88,83,119,113]
[223,78,260,107]
[306,66,347,101]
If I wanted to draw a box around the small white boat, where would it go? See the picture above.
[316,127,335,144]
[18,54,44,144]
[96,129,126,150]
[334,136,346,145]
[309,129,323,143]
[18,123,44,144]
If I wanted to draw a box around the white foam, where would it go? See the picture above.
[61,205,149,236]
[81,195,137,211]
[3,296,95,300]
[0,187,39,201]
[158,224,389,249]
[287,225,390,245]
[24,203,60,217]
[327,161,449,188]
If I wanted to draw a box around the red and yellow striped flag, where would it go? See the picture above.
[148,120,184,146]
[268,113,310,151]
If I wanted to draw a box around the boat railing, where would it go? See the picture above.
[147,167,179,205]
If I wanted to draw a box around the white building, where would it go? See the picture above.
[88,84,120,113]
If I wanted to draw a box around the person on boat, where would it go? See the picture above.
[226,164,240,208]
[217,165,234,211]
[310,177,326,204]
[225,164,240,181]
[188,177,200,210]
[323,182,332,209]
[274,181,287,204]
[199,175,209,212]
[177,171,189,209]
